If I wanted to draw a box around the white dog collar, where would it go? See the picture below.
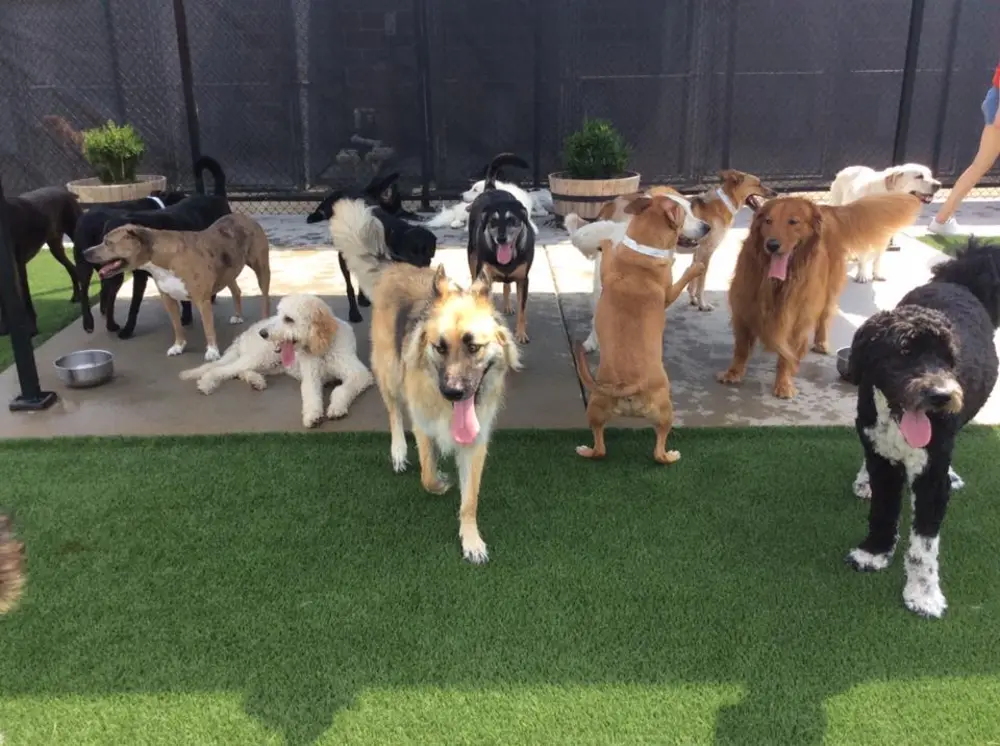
[148,195,165,209]
[714,188,738,216]
[622,235,674,260]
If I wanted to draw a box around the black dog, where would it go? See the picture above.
[307,172,435,322]
[1,187,82,336]
[844,237,1000,618]
[467,152,535,344]
[75,156,227,338]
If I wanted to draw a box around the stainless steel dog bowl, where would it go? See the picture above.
[53,349,115,389]
[836,347,852,382]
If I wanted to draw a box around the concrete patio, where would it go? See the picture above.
[3,199,1000,439]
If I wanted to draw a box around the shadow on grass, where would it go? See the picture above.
[0,428,998,744]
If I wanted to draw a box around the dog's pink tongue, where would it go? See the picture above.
[768,252,790,281]
[899,409,932,448]
[497,243,514,265]
[451,397,480,445]
[280,341,296,368]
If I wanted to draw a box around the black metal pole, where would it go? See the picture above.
[930,0,962,174]
[719,0,739,170]
[172,0,204,193]
[0,179,57,412]
[893,0,926,165]
[101,0,127,121]
[413,0,434,210]
[531,1,544,189]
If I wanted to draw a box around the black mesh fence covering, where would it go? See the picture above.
[2,0,1000,212]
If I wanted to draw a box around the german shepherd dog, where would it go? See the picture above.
[467,153,536,344]
[329,197,521,564]
[0,513,24,615]
[307,172,435,323]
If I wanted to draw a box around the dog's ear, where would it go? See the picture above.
[884,170,903,190]
[306,303,337,356]
[495,324,523,371]
[469,269,492,299]
[431,264,451,299]
[125,226,153,251]
[657,196,685,230]
[809,203,823,235]
[624,195,652,216]
[719,169,744,186]
[846,314,888,385]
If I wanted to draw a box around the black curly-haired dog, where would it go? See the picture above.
[843,237,1000,618]
[307,172,435,323]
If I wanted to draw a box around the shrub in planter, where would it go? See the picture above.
[82,120,146,184]
[549,118,640,219]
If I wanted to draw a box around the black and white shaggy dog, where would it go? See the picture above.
[307,172,435,323]
[844,238,1000,618]
[466,152,536,344]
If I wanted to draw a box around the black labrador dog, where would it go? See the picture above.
[307,172,436,322]
[75,156,228,338]
[1,186,82,336]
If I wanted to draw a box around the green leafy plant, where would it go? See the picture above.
[562,118,631,180]
[81,121,146,184]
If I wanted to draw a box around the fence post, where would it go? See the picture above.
[413,0,434,210]
[0,179,57,412]
[532,1,544,189]
[892,0,926,165]
[171,0,204,193]
[931,0,963,174]
[719,0,739,170]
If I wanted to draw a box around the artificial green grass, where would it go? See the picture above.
[915,233,995,256]
[1,427,999,745]
[0,250,96,371]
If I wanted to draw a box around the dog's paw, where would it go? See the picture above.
[575,445,606,459]
[873,273,887,282]
[326,395,350,420]
[903,580,947,619]
[845,547,893,572]
[196,378,219,396]
[303,411,324,429]
[204,346,221,362]
[391,441,409,473]
[811,341,830,355]
[853,471,872,500]
[654,449,681,465]
[949,467,965,491]
[422,473,452,495]
[854,272,872,284]
[716,369,743,385]
[503,303,514,315]
[697,301,715,312]
[773,380,797,399]
[450,219,464,229]
[228,315,244,325]
[461,532,489,565]
[348,310,363,324]
[167,342,186,357]
[117,325,136,340]
[515,330,530,345]
[582,335,599,353]
[242,372,267,391]
[689,261,707,278]
[106,320,121,333]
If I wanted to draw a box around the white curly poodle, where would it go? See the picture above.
[179,294,374,428]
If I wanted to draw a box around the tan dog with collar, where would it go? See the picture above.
[84,213,271,361]
[573,195,706,463]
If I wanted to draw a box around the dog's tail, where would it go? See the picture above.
[567,217,625,260]
[363,171,400,200]
[0,513,25,615]
[485,152,530,190]
[306,193,338,225]
[329,197,394,299]
[194,156,227,196]
[424,204,465,228]
[823,192,922,251]
[573,341,644,398]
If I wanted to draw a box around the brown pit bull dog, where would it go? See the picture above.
[573,194,706,464]
[84,213,271,361]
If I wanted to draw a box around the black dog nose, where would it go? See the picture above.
[926,387,954,407]
[440,384,465,402]
[765,239,781,253]
[258,328,269,339]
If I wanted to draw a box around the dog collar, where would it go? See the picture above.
[148,195,165,209]
[714,188,738,216]
[622,235,674,260]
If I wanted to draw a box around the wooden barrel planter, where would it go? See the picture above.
[67,175,167,204]
[548,171,641,220]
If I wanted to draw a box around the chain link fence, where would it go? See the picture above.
[3,0,1000,213]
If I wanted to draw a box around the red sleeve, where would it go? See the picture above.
[994,63,1000,89]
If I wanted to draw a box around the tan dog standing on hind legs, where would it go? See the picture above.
[573,195,707,463]
[85,214,271,361]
